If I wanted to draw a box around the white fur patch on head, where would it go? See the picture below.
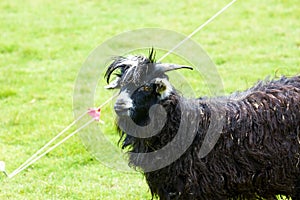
[114,90,134,116]
[153,78,173,100]
[118,55,140,67]
[117,55,146,86]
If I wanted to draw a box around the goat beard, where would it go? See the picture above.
[116,94,186,167]
[116,94,211,171]
[117,94,181,150]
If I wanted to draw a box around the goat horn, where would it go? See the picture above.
[155,63,193,73]
[104,77,121,89]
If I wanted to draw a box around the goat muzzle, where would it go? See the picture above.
[114,92,133,116]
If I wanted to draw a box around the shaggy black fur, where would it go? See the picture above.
[105,52,300,200]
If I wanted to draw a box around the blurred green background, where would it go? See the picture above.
[0,0,299,199]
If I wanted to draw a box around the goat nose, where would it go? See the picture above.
[114,99,133,116]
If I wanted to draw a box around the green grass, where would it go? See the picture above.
[0,0,299,199]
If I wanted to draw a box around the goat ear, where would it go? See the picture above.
[155,63,193,73]
[154,78,173,99]
[155,79,167,94]
[104,77,121,89]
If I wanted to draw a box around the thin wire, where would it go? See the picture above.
[8,93,118,178]
[9,111,88,177]
[98,92,119,109]
[157,0,237,63]
[8,118,95,178]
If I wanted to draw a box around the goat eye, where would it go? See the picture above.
[142,85,152,92]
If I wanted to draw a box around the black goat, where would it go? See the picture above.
[104,50,300,200]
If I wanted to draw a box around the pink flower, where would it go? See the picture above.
[88,108,101,121]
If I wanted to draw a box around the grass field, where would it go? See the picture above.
[0,0,299,199]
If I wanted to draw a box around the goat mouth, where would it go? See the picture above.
[114,106,132,117]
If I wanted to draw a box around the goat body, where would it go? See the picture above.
[144,76,300,200]
[105,52,300,199]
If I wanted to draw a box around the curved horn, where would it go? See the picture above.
[155,63,193,73]
[104,77,121,89]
